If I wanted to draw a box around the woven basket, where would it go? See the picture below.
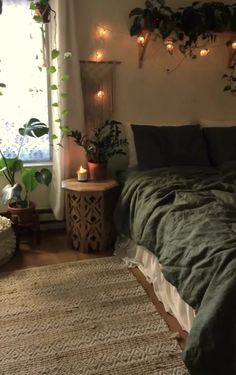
[0,216,15,266]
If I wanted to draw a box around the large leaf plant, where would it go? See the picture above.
[0,118,52,208]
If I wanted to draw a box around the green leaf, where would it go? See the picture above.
[51,49,60,59]
[22,168,38,193]
[55,118,62,123]
[60,126,71,134]
[61,74,70,81]
[0,92,3,96]
[52,102,59,107]
[29,2,36,10]
[60,93,68,98]
[0,83,6,88]
[51,134,58,140]
[50,84,58,90]
[62,109,69,116]
[47,66,56,74]
[224,85,231,91]
[19,118,49,138]
[33,15,43,22]
[129,8,143,18]
[0,158,23,174]
[35,168,52,186]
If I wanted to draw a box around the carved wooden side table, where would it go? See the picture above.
[62,179,119,252]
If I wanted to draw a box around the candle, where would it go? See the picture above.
[77,166,88,182]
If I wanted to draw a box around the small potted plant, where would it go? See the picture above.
[0,118,52,224]
[29,0,55,23]
[68,120,128,180]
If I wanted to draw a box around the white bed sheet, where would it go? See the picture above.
[115,236,195,333]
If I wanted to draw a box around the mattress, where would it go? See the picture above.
[115,236,195,333]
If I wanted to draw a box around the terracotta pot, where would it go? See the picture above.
[88,162,107,181]
[35,3,51,23]
[8,202,37,226]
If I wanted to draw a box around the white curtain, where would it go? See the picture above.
[49,0,86,220]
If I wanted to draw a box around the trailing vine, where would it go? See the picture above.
[129,0,236,94]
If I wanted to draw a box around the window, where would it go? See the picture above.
[0,0,50,162]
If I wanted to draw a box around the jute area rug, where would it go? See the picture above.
[0,256,188,375]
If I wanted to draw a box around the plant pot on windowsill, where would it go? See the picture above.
[88,161,107,181]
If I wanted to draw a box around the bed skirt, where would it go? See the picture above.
[114,236,195,333]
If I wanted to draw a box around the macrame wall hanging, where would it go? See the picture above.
[80,61,121,134]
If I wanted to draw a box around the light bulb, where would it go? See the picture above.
[97,90,105,98]
[200,48,210,57]
[137,36,145,46]
[165,40,174,53]
[95,51,103,62]
[99,27,107,38]
[232,42,236,50]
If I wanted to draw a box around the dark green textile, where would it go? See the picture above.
[114,165,236,375]
[131,124,210,170]
[203,126,236,165]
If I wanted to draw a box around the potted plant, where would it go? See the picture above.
[0,118,52,225]
[68,120,128,180]
[29,0,55,23]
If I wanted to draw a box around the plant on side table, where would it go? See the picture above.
[68,120,128,180]
[0,118,52,226]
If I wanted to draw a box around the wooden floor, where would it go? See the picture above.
[0,229,187,349]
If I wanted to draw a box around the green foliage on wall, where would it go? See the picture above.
[130,0,236,56]
[129,0,236,94]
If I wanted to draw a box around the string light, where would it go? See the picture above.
[97,90,105,98]
[200,48,210,57]
[137,35,145,46]
[95,51,104,62]
[165,39,174,54]
[232,42,236,50]
[98,27,107,38]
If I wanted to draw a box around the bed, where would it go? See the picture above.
[113,124,236,375]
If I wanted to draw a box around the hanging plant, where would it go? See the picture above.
[29,1,72,145]
[130,1,236,54]
[129,0,236,93]
[29,0,55,23]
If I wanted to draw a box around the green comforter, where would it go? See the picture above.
[114,165,236,375]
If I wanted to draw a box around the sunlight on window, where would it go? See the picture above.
[0,0,50,161]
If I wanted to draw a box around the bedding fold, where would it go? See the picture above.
[114,165,236,375]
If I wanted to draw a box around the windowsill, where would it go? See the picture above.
[23,161,53,168]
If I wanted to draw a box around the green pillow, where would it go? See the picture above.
[203,127,236,166]
[131,124,210,170]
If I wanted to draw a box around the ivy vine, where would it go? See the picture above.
[129,0,236,94]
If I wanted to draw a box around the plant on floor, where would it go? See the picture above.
[0,118,52,209]
[68,120,128,163]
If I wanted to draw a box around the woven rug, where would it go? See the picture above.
[0,256,189,375]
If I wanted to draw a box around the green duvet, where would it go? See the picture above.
[114,165,236,375]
